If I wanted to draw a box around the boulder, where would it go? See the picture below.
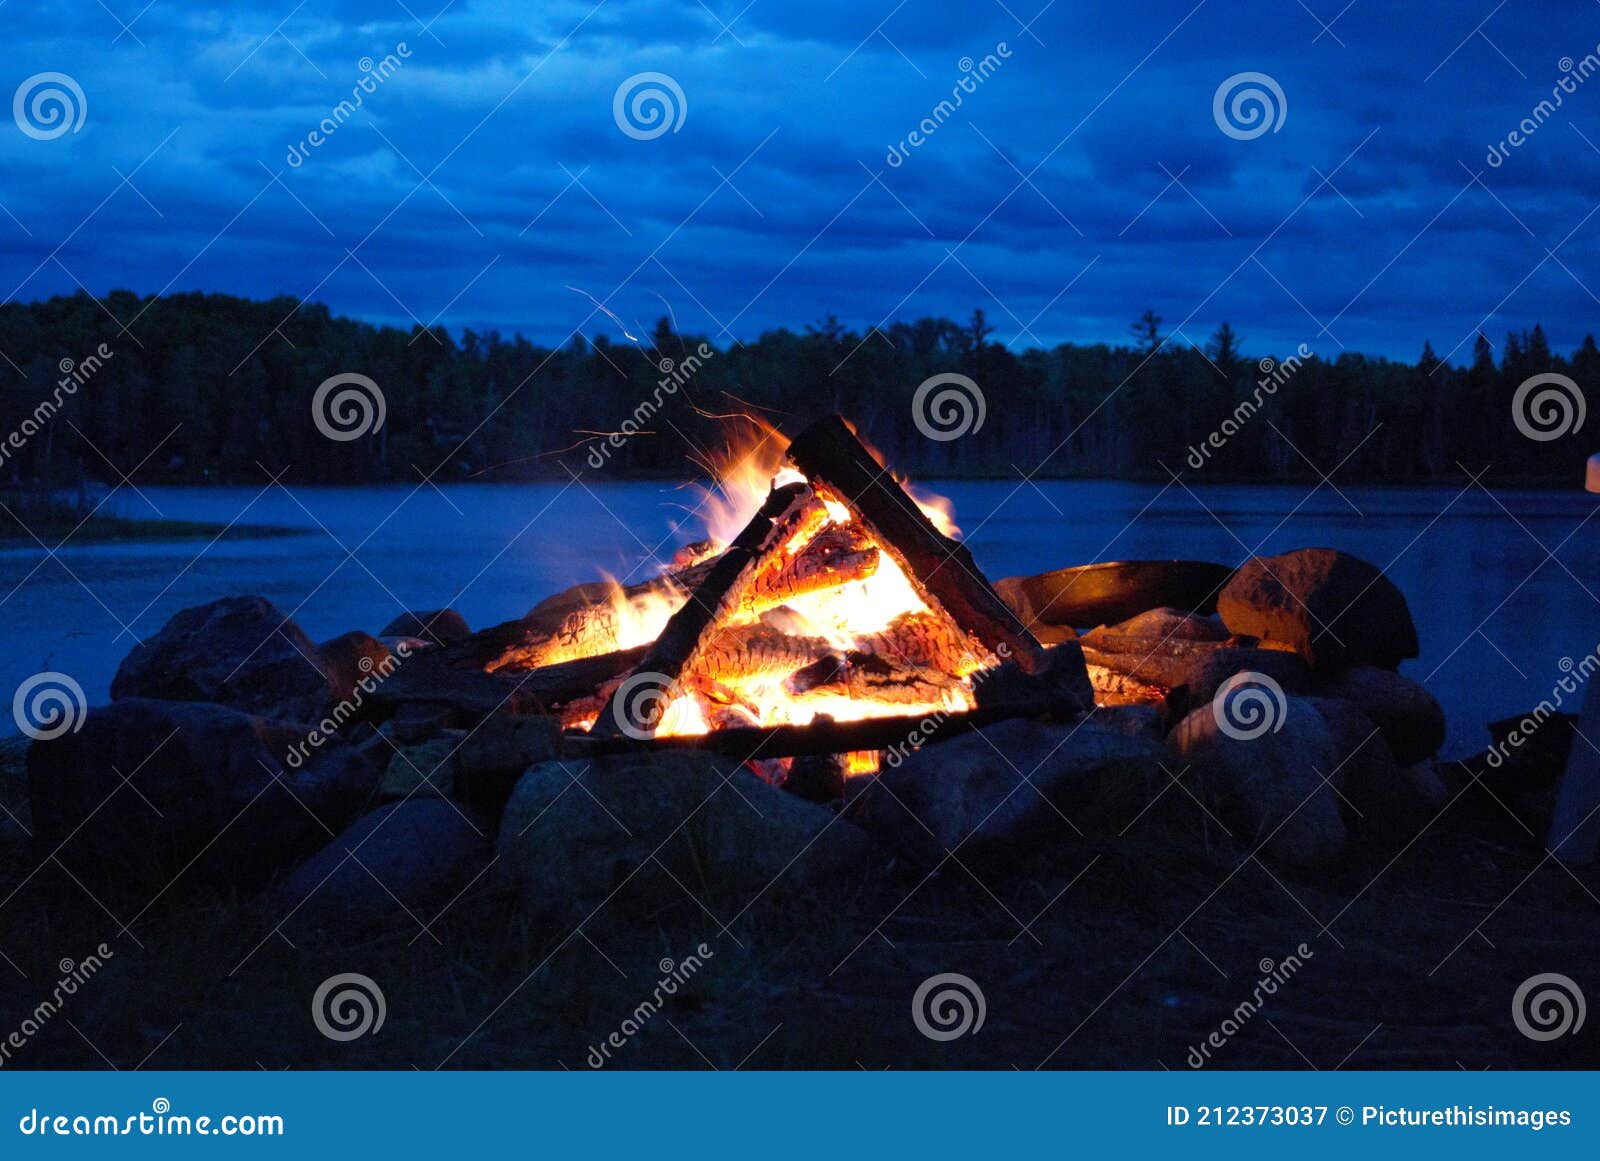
[1169,695,1347,869]
[454,714,562,816]
[380,609,471,645]
[111,596,333,721]
[28,698,381,888]
[972,641,1094,714]
[1319,665,1445,766]
[498,751,873,916]
[1087,704,1165,741]
[1162,647,1311,720]
[379,736,457,801]
[1083,639,1308,716]
[1305,696,1403,825]
[852,718,1168,862]
[319,631,393,702]
[272,799,491,942]
[1086,606,1230,645]
[1217,549,1418,670]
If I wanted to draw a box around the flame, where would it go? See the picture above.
[686,414,793,548]
[531,414,986,774]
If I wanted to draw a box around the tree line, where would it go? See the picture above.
[0,289,1593,489]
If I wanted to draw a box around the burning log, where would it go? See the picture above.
[786,651,968,709]
[570,693,1080,761]
[746,522,879,610]
[480,510,877,674]
[785,415,1046,672]
[591,481,819,737]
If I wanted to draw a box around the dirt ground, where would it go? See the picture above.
[2,732,1595,1072]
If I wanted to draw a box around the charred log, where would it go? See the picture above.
[785,415,1046,672]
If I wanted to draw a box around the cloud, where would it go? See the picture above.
[2,0,1599,361]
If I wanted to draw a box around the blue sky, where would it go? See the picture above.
[4,0,1600,362]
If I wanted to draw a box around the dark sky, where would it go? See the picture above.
[5,0,1600,362]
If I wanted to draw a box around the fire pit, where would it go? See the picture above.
[379,414,1092,787]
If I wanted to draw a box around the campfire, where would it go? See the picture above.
[421,415,1088,789]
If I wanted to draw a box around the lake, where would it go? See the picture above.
[4,479,1596,758]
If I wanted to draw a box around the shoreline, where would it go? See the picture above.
[0,514,305,549]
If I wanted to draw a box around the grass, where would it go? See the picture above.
[1,736,1596,1071]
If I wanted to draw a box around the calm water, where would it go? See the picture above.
[4,480,1596,757]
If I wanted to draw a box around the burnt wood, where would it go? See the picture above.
[589,481,818,738]
[567,696,1077,760]
[785,415,1046,673]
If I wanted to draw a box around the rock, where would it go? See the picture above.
[1169,695,1347,869]
[1319,665,1445,766]
[1164,647,1311,717]
[498,751,872,915]
[28,699,380,888]
[453,715,562,813]
[1088,606,1229,644]
[380,609,471,645]
[972,641,1093,714]
[1088,704,1165,741]
[380,736,458,801]
[1305,696,1402,825]
[852,718,1168,862]
[111,596,333,721]
[272,800,491,942]
[1217,548,1418,670]
[319,631,393,702]
[783,753,848,804]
